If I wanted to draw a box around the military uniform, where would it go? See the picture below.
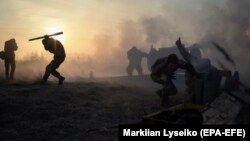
[127,46,147,76]
[151,54,198,107]
[42,37,66,84]
[4,38,18,80]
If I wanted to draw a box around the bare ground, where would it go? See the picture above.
[0,79,190,141]
[1,76,249,141]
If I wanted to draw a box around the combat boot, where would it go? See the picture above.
[59,76,65,85]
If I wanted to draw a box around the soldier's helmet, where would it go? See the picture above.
[10,38,16,42]
[42,35,52,51]
[167,54,179,64]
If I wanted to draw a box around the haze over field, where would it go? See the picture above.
[0,0,250,82]
[1,1,250,140]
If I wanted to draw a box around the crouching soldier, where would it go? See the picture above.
[150,54,199,107]
[42,35,66,84]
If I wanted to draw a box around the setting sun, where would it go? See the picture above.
[46,26,64,42]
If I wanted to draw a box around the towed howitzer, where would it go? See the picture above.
[28,32,63,41]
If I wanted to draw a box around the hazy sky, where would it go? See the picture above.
[0,0,165,59]
[1,0,250,79]
[0,0,230,58]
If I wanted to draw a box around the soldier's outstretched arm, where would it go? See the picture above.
[176,38,192,63]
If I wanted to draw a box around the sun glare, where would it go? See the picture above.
[245,25,250,40]
[46,26,64,42]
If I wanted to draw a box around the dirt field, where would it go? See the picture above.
[0,78,188,141]
[1,76,249,141]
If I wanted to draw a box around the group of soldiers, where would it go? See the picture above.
[0,36,66,84]
[127,38,241,107]
[1,35,241,105]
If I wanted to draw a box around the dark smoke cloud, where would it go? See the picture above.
[135,0,250,84]
[86,0,250,84]
[141,16,174,45]
[197,0,250,84]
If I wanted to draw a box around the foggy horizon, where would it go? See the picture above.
[0,0,250,83]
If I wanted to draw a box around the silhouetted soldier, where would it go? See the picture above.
[150,54,199,107]
[42,36,65,84]
[126,46,147,76]
[89,71,94,79]
[4,38,18,80]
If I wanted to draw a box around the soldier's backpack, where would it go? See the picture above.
[4,39,18,54]
[0,51,5,60]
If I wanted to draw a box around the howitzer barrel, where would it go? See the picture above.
[29,32,63,41]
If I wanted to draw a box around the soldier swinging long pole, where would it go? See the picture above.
[28,32,63,41]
